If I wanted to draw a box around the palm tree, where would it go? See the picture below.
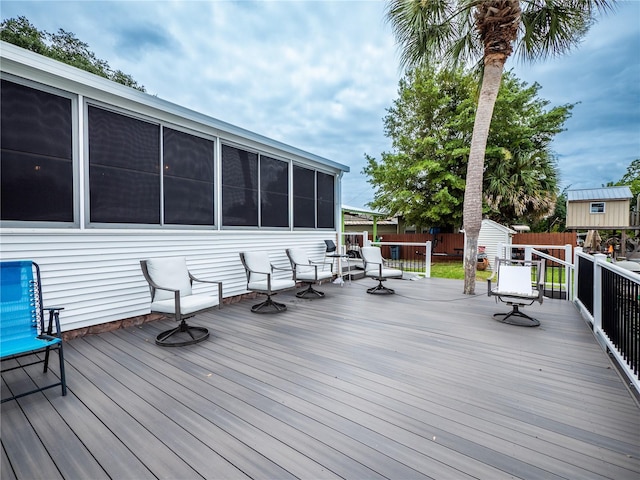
[385,0,614,294]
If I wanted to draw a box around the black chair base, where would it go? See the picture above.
[367,280,395,295]
[493,305,540,327]
[1,345,67,403]
[251,295,288,313]
[156,319,209,347]
[296,284,325,298]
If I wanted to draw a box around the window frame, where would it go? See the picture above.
[85,101,218,229]
[292,164,336,230]
[0,74,79,228]
[590,202,605,214]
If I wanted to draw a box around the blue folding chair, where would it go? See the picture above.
[1,261,67,403]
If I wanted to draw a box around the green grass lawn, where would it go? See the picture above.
[430,262,493,281]
[431,261,568,285]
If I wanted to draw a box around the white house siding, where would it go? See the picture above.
[478,220,515,269]
[0,229,334,332]
[1,44,349,332]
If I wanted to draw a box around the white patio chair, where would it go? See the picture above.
[140,256,222,346]
[286,247,333,298]
[239,251,295,313]
[487,257,545,327]
[360,246,403,294]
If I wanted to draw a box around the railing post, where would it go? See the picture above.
[574,246,582,305]
[593,253,607,333]
[497,242,504,262]
[564,244,573,300]
[425,241,432,278]
[524,246,532,262]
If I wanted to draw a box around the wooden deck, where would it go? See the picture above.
[2,277,639,479]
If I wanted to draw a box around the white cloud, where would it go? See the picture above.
[2,0,638,209]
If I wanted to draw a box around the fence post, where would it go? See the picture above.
[362,231,370,247]
[425,241,432,278]
[564,244,573,300]
[593,253,607,333]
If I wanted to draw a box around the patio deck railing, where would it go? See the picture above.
[340,231,433,277]
[575,248,640,392]
[498,243,574,300]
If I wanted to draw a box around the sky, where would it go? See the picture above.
[2,0,639,209]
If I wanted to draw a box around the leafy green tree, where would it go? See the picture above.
[617,159,640,199]
[364,67,571,230]
[385,0,613,294]
[1,16,145,92]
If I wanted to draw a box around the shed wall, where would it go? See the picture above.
[566,200,630,228]
[479,221,512,268]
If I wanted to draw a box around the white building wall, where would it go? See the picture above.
[0,229,334,332]
[479,220,514,269]
[1,43,348,333]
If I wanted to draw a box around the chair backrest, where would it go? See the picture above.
[142,257,192,301]
[324,240,336,253]
[497,263,534,296]
[0,260,42,341]
[360,247,383,273]
[240,251,271,283]
[286,248,313,275]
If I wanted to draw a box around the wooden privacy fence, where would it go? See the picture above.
[367,232,576,260]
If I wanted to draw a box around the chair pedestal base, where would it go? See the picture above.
[367,280,395,295]
[156,319,209,347]
[296,284,325,298]
[493,305,540,327]
[251,295,288,313]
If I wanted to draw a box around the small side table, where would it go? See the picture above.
[326,254,351,285]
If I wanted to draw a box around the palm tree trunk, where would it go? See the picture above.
[463,58,506,294]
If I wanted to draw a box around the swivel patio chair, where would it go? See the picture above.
[240,251,296,313]
[487,257,545,327]
[286,247,333,298]
[140,256,222,346]
[1,260,67,403]
[360,246,403,294]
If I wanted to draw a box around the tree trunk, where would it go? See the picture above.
[462,57,506,294]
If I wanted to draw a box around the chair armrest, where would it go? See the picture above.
[382,257,404,271]
[487,278,493,297]
[310,259,333,272]
[271,264,293,273]
[189,274,224,309]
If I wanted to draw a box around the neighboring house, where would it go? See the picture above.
[342,205,398,237]
[0,41,349,333]
[566,186,633,229]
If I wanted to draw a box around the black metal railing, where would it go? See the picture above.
[577,255,594,316]
[602,268,640,377]
[510,246,570,299]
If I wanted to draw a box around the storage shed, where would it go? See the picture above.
[0,41,349,333]
[566,186,633,229]
[478,219,516,268]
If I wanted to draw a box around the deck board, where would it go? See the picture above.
[2,277,639,479]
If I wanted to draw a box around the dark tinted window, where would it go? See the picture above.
[88,106,160,224]
[317,172,335,228]
[1,80,73,222]
[222,144,258,226]
[293,165,315,228]
[260,155,288,227]
[163,128,214,225]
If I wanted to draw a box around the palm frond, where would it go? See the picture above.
[516,0,616,61]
